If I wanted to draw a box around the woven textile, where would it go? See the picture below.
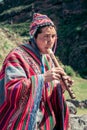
[0,41,69,130]
[29,13,54,38]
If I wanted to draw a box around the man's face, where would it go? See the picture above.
[35,26,57,54]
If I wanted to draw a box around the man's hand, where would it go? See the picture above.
[42,67,66,83]
[42,67,74,92]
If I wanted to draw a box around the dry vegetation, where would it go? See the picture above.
[0,28,23,68]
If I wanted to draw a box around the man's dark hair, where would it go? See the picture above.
[34,25,56,39]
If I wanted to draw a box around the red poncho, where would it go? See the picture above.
[0,42,69,130]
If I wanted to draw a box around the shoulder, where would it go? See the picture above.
[2,44,26,66]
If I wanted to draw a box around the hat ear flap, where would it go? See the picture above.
[52,36,57,53]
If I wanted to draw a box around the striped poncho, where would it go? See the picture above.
[0,39,69,130]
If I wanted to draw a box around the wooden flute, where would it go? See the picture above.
[47,49,76,99]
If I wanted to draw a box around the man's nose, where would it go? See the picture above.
[48,36,53,42]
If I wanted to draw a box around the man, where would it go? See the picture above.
[0,13,72,130]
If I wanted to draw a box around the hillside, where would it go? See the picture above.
[0,0,87,78]
[0,28,23,68]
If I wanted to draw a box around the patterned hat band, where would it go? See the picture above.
[29,13,55,38]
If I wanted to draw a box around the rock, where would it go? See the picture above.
[67,101,77,114]
[67,99,87,109]
[67,99,80,107]
[84,125,87,130]
[69,114,87,130]
[80,115,87,125]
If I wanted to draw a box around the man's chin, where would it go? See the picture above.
[44,50,50,54]
[40,48,51,54]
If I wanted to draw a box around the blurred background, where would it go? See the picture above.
[0,0,87,119]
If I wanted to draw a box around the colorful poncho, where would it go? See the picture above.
[0,39,69,130]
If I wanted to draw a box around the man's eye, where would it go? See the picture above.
[43,36,48,39]
[43,35,56,39]
[52,35,56,38]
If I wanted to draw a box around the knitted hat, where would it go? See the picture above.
[29,13,55,38]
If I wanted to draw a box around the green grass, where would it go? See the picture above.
[0,4,32,16]
[65,77,87,101]
[64,77,87,115]
[77,108,87,115]
[1,22,30,37]
[72,77,87,101]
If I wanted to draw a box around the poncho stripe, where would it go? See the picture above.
[0,43,69,130]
